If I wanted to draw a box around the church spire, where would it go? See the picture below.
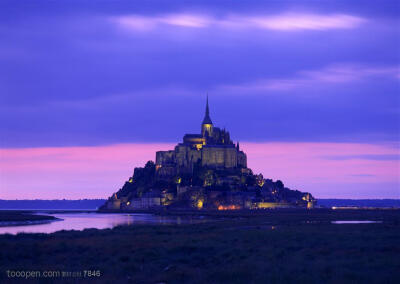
[201,94,213,138]
[202,95,213,125]
[205,94,210,117]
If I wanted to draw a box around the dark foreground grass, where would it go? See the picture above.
[0,209,399,283]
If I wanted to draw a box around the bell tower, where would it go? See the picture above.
[201,95,213,138]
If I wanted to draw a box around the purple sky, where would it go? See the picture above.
[0,0,399,199]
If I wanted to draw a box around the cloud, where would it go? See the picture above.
[111,12,366,32]
[0,3,398,148]
[300,65,400,83]
[219,64,400,92]
[111,14,212,31]
[244,13,365,30]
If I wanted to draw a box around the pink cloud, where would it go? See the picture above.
[160,14,211,28]
[248,13,364,30]
[111,12,365,32]
[0,143,398,199]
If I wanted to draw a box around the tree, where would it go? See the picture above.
[276,180,284,189]
[145,160,155,169]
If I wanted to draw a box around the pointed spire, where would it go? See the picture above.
[202,94,213,125]
[205,94,209,117]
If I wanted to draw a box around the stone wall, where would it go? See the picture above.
[156,137,245,171]
[156,165,176,178]
[224,147,238,168]
[237,151,247,168]
[156,150,175,166]
[175,145,201,168]
[202,146,237,168]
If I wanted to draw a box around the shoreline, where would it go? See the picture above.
[0,218,62,228]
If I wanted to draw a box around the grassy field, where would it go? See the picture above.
[0,209,399,283]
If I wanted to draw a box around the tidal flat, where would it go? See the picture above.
[0,211,58,228]
[0,209,399,283]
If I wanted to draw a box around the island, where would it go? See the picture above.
[101,97,315,211]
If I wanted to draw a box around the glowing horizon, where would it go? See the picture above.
[1,142,398,200]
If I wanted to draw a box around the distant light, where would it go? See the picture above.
[218,205,240,210]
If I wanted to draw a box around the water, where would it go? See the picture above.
[0,213,209,235]
[331,220,382,224]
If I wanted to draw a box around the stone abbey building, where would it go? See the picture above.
[155,97,247,178]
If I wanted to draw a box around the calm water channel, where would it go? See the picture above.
[0,212,209,235]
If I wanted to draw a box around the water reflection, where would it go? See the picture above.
[331,220,382,224]
[0,213,208,235]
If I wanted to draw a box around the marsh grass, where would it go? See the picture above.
[0,209,399,283]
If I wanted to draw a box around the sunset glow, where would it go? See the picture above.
[1,142,398,199]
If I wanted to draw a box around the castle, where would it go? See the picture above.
[101,97,315,211]
[155,97,247,179]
